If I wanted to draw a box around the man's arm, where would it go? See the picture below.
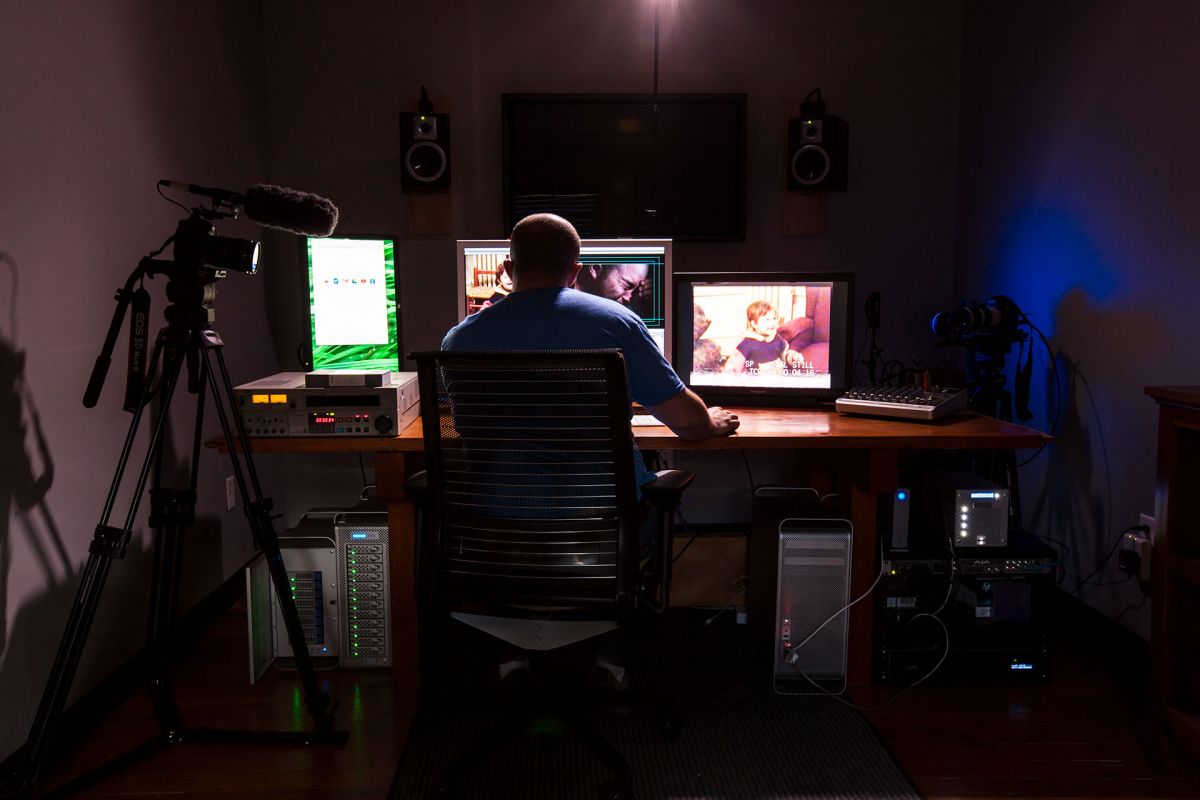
[646,388,739,440]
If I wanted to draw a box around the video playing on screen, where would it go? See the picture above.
[690,282,834,389]
[675,272,853,406]
[457,239,672,356]
[303,236,399,371]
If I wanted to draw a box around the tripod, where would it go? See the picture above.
[962,331,1030,531]
[7,217,346,798]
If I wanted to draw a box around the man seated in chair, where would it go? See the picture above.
[441,212,739,684]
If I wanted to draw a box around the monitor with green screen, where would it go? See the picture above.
[302,235,399,372]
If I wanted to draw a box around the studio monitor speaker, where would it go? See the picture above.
[400,112,451,191]
[787,114,848,192]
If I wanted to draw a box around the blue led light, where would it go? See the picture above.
[970,492,998,499]
[896,491,907,501]
[351,533,368,539]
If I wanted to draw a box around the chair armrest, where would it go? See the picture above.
[641,469,695,510]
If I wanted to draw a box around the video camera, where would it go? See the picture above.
[929,294,1032,422]
[929,295,1022,340]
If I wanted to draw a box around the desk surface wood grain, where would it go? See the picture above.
[208,407,1050,454]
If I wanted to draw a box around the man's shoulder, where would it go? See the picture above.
[558,289,642,321]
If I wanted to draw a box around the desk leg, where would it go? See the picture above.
[847,449,897,686]
[375,451,420,693]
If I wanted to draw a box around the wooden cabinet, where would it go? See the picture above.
[1146,386,1200,760]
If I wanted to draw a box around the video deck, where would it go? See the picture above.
[234,371,418,437]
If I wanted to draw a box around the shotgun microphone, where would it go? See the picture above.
[157,180,339,237]
[243,184,339,237]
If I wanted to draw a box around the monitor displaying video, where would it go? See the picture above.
[456,238,673,359]
[674,272,853,406]
[301,235,399,371]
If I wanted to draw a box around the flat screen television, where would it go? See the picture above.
[674,272,854,407]
[299,235,400,372]
[503,94,746,241]
[456,238,673,361]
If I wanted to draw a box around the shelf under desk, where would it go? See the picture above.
[208,407,1049,689]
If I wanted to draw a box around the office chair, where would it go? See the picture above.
[408,349,693,800]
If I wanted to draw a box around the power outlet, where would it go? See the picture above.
[225,475,236,511]
[1140,513,1156,545]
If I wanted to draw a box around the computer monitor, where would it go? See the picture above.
[456,238,673,360]
[300,235,399,372]
[673,272,854,406]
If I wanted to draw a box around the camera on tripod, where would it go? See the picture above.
[929,294,1032,422]
[929,295,1022,341]
[7,179,346,799]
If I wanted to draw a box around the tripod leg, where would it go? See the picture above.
[14,338,187,793]
[141,374,207,738]
[198,344,336,732]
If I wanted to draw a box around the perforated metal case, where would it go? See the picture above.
[953,488,1010,548]
[774,519,853,687]
[335,512,392,667]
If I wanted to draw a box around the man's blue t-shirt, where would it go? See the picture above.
[441,288,685,488]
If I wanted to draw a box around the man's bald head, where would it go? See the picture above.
[508,213,581,286]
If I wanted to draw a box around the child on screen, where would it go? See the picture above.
[723,300,805,374]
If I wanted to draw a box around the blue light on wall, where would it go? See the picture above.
[990,205,1119,339]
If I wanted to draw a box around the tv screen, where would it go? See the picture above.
[300,235,399,372]
[503,94,746,241]
[457,238,673,361]
[674,272,854,406]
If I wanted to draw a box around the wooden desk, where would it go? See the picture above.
[212,408,1048,689]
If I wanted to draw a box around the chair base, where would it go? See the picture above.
[419,659,679,800]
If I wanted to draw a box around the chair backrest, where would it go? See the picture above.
[410,350,643,616]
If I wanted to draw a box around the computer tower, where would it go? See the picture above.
[245,521,339,682]
[334,511,393,668]
[773,519,853,690]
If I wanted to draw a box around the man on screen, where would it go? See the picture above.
[574,262,651,309]
[443,214,738,488]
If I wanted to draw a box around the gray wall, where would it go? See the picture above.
[258,0,966,520]
[0,1,280,759]
[955,1,1200,636]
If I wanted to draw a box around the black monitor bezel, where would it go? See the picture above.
[673,271,855,407]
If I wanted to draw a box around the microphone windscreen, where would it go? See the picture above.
[243,184,339,237]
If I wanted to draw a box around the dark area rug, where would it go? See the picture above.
[390,610,921,800]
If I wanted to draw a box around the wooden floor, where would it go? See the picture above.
[32,594,1200,799]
